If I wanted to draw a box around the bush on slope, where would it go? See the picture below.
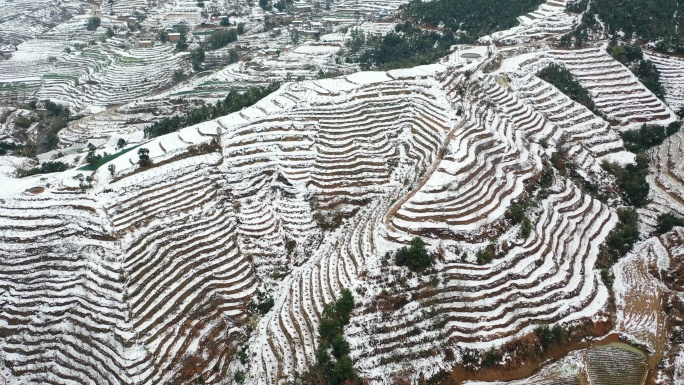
[295,289,361,385]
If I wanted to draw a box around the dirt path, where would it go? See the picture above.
[384,116,468,233]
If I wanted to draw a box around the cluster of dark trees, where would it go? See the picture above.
[23,99,70,153]
[595,0,684,53]
[208,28,238,49]
[566,0,684,52]
[597,207,639,282]
[250,291,275,315]
[534,324,564,351]
[295,289,360,385]
[656,213,684,235]
[602,154,650,208]
[508,199,533,238]
[537,63,598,114]
[560,1,597,48]
[86,17,101,31]
[144,83,280,138]
[356,25,458,70]
[621,121,682,153]
[404,0,544,37]
[351,0,544,69]
[191,47,205,71]
[394,237,434,272]
[19,161,69,177]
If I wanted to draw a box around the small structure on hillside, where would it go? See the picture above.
[136,36,155,47]
[293,2,311,13]
[168,32,182,42]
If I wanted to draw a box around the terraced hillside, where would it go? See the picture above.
[6,49,656,383]
[3,0,684,382]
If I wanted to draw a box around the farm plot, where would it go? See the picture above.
[547,48,677,129]
[491,0,576,45]
[643,51,684,114]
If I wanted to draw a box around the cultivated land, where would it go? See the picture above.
[1,0,684,384]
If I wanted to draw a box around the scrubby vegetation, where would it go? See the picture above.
[295,289,360,385]
[250,291,275,315]
[394,237,435,273]
[86,17,101,31]
[208,28,238,49]
[656,213,684,235]
[351,0,544,69]
[534,324,565,351]
[594,0,684,53]
[356,24,457,70]
[559,1,597,48]
[537,63,597,114]
[601,153,650,208]
[80,144,141,171]
[597,208,639,268]
[18,161,69,177]
[405,0,544,36]
[144,83,280,138]
[621,122,682,153]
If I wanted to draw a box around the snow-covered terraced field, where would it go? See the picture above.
[4,0,684,375]
[354,180,614,379]
[547,48,677,129]
[644,51,684,113]
[1,39,185,113]
[639,130,684,231]
[491,0,576,45]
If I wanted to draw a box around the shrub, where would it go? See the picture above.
[14,116,31,128]
[137,147,151,167]
[86,17,101,31]
[598,208,639,268]
[521,217,532,238]
[476,243,496,265]
[655,213,684,235]
[144,83,280,138]
[252,291,274,315]
[300,289,360,385]
[535,324,564,351]
[395,237,434,272]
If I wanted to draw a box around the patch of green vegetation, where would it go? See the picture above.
[476,243,496,265]
[595,0,684,53]
[19,161,70,177]
[597,208,639,269]
[144,83,280,138]
[394,237,435,273]
[655,213,684,235]
[405,0,544,37]
[534,324,564,351]
[78,144,141,171]
[621,122,682,153]
[537,63,598,114]
[294,289,361,385]
[601,153,650,208]
[349,0,544,69]
[356,24,458,70]
[250,291,275,315]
